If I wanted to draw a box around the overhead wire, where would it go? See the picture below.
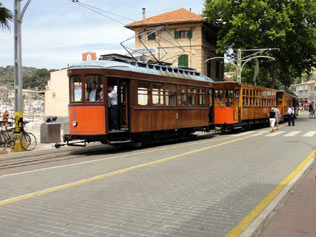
[66,0,136,25]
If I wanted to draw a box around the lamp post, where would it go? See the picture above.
[14,0,31,121]
[205,48,279,83]
[13,0,31,151]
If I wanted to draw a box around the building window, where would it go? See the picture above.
[147,32,156,41]
[174,29,192,39]
[178,54,188,68]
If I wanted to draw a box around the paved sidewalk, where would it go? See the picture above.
[257,159,316,237]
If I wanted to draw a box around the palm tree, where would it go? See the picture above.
[0,2,13,30]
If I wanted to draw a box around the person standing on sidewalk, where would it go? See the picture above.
[2,110,9,129]
[288,106,295,126]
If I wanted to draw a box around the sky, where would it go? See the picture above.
[0,0,205,69]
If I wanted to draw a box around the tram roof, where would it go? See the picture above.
[69,60,214,83]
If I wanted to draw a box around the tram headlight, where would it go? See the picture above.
[72,120,77,127]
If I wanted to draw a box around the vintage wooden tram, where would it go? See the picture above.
[213,82,297,131]
[61,57,297,147]
[63,58,214,146]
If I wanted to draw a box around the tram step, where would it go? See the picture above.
[108,139,132,144]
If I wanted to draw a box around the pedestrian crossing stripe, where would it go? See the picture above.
[303,131,316,137]
[266,131,285,137]
[284,131,301,137]
[231,131,316,137]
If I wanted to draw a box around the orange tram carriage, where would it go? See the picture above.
[213,81,298,132]
[61,58,297,147]
[62,58,215,147]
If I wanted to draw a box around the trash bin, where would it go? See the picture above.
[40,123,61,143]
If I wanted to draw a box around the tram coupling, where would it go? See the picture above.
[54,140,87,148]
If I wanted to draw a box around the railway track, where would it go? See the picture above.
[0,132,219,172]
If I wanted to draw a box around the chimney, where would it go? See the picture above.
[142,8,146,19]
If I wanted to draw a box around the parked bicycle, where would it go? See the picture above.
[0,125,37,151]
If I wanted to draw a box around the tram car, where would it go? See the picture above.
[62,57,215,146]
[213,81,296,131]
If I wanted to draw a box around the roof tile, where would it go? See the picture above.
[125,8,205,28]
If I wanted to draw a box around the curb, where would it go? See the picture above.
[240,155,315,237]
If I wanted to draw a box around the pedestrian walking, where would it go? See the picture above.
[274,107,280,130]
[309,103,314,119]
[269,107,276,132]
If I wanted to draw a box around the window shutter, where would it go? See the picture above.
[178,55,188,67]
[174,30,179,39]
[147,32,156,40]
[188,29,192,38]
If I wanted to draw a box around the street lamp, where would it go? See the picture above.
[205,48,279,83]
[14,0,32,123]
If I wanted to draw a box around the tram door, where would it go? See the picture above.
[208,88,214,124]
[276,92,283,115]
[108,79,129,131]
[117,80,129,129]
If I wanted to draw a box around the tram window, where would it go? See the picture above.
[235,89,240,100]
[137,81,150,105]
[70,75,82,102]
[198,89,206,105]
[177,85,187,105]
[152,83,164,105]
[188,88,197,106]
[225,90,233,105]
[215,89,223,101]
[165,84,176,106]
[209,89,213,106]
[85,75,103,102]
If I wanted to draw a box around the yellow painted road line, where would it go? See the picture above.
[0,134,254,207]
[226,149,316,237]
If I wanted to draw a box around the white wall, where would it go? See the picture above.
[45,69,69,117]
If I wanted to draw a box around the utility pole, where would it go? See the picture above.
[236,49,242,83]
[13,0,31,151]
[14,0,31,119]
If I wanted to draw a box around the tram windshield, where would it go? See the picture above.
[70,75,103,103]
[70,76,82,102]
[85,75,103,102]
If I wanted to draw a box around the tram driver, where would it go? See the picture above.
[86,81,102,102]
[108,85,119,130]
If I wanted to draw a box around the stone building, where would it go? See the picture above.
[125,8,224,81]
[291,68,316,105]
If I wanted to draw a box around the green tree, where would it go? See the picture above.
[0,2,13,30]
[203,0,316,88]
[23,68,51,90]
